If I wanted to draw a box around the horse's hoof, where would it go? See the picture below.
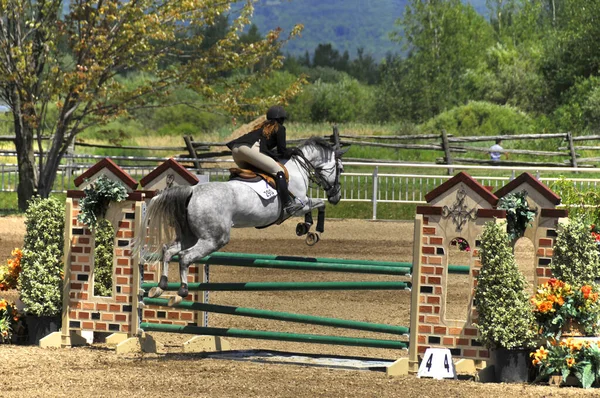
[168,295,183,307]
[148,287,163,298]
[138,301,146,308]
[306,232,320,246]
[296,223,309,236]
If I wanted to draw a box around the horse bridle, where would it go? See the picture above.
[294,150,342,199]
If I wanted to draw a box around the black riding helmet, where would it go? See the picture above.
[266,105,287,123]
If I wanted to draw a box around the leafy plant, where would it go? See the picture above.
[94,219,114,297]
[0,248,22,291]
[532,278,600,338]
[18,196,65,317]
[532,338,600,389]
[0,299,23,343]
[473,220,537,349]
[551,177,600,224]
[497,190,536,241]
[551,216,600,286]
[77,175,128,229]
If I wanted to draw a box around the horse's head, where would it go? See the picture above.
[297,130,348,205]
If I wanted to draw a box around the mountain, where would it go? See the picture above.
[249,0,488,61]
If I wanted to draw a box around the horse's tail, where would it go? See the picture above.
[132,186,193,262]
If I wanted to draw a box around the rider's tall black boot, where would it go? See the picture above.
[275,171,302,216]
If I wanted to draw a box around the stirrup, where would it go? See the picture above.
[284,201,303,216]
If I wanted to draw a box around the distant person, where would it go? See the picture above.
[489,139,504,162]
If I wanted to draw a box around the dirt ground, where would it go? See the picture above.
[0,217,594,397]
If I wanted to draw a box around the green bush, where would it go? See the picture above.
[419,101,535,137]
[474,221,536,349]
[551,216,600,286]
[18,197,65,317]
[94,219,114,297]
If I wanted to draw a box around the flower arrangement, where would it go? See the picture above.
[0,299,23,343]
[591,224,600,250]
[532,338,600,389]
[0,248,22,291]
[532,278,600,338]
[451,238,470,252]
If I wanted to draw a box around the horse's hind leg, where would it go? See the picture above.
[148,241,181,298]
[168,236,228,306]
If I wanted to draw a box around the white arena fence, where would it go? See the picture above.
[1,154,600,219]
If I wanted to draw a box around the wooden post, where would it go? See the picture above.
[441,130,453,175]
[567,131,578,169]
[408,214,424,374]
[184,135,201,172]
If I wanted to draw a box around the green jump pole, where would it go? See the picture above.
[141,281,412,291]
[205,252,408,268]
[161,252,470,274]
[144,297,410,336]
[151,252,470,274]
[140,322,408,350]
[201,257,411,276]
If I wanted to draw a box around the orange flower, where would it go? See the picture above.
[566,357,576,368]
[0,300,6,311]
[582,285,593,299]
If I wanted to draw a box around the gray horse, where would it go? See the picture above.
[137,136,346,305]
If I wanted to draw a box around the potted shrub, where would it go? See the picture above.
[551,216,600,286]
[18,196,65,345]
[474,220,537,383]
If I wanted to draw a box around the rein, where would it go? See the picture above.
[292,147,341,198]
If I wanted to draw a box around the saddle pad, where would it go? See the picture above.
[238,179,278,200]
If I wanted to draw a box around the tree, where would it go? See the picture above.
[0,0,304,210]
[384,0,495,122]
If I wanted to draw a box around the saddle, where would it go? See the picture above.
[228,164,294,228]
[228,165,289,189]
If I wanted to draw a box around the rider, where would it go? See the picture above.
[227,105,303,216]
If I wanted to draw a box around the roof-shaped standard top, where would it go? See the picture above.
[424,171,499,206]
[73,158,138,191]
[139,158,199,188]
[494,172,561,206]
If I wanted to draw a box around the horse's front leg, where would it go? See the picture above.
[298,198,326,246]
[148,242,181,298]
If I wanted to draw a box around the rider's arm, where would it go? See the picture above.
[276,125,288,158]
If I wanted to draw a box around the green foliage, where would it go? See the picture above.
[77,176,128,229]
[290,76,376,123]
[474,221,536,349]
[93,219,114,297]
[497,190,536,241]
[551,216,600,286]
[18,197,65,317]
[551,177,600,224]
[419,101,534,136]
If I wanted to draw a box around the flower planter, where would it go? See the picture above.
[491,347,534,383]
[561,319,587,337]
[24,314,61,345]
